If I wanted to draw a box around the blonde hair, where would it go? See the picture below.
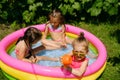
[73,32,89,53]
[48,9,64,24]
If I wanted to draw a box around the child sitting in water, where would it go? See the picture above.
[42,9,73,50]
[61,32,89,76]
[15,27,58,63]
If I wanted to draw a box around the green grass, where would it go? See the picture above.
[0,22,120,80]
[0,69,8,80]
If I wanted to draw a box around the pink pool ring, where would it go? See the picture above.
[0,24,107,80]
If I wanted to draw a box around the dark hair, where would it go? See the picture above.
[16,27,42,58]
[23,27,42,43]
[16,27,42,45]
[77,32,86,41]
[48,9,65,24]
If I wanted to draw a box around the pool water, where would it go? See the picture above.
[10,41,96,67]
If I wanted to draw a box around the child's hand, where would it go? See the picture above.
[31,58,37,63]
[62,65,72,72]
[66,66,72,72]
[61,43,67,48]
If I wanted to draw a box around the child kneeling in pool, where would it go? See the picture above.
[61,32,89,76]
[15,27,58,63]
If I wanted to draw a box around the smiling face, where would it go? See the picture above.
[72,40,88,60]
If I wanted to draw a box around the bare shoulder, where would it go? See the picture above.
[16,40,26,49]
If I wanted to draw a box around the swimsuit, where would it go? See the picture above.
[70,56,88,68]
[48,24,62,32]
[48,24,68,42]
[15,49,32,59]
[15,40,32,59]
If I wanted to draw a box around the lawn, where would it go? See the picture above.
[0,22,120,80]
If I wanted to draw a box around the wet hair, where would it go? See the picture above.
[48,9,65,24]
[23,27,42,43]
[16,27,42,45]
[16,27,42,58]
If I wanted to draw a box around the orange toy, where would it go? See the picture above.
[61,54,72,66]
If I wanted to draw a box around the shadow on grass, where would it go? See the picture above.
[109,28,120,72]
[110,29,120,44]
[108,54,120,74]
[96,70,108,80]
[108,54,120,66]
[0,69,8,80]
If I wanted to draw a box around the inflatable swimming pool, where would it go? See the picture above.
[0,24,107,80]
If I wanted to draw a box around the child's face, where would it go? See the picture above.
[72,41,87,60]
[50,17,60,28]
[73,50,86,60]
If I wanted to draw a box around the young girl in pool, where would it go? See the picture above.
[42,9,73,49]
[15,27,58,63]
[61,32,89,76]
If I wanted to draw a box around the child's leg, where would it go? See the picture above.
[36,56,59,62]
[41,39,63,50]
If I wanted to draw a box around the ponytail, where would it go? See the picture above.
[78,32,85,41]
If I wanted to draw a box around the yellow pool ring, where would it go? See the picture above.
[0,60,106,80]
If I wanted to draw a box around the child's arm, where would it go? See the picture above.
[42,24,49,39]
[22,58,33,63]
[36,56,59,62]
[66,59,88,76]
[32,45,45,54]
[61,25,67,47]
[87,51,98,59]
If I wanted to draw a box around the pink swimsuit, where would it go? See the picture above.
[15,49,28,55]
[48,24,62,32]
[48,24,68,42]
[15,49,19,54]
[15,49,32,59]
[70,56,88,68]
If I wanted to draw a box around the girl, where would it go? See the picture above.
[15,27,58,63]
[42,9,73,49]
[61,32,89,76]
